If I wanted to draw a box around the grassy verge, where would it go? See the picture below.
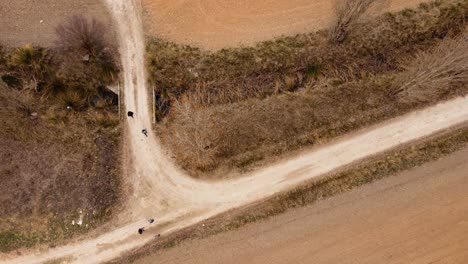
[150,0,468,177]
[112,126,468,263]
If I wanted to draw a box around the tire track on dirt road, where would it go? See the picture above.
[1,0,468,263]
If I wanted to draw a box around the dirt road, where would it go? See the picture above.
[135,146,468,264]
[142,0,426,49]
[1,0,468,263]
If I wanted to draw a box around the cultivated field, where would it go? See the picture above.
[142,0,426,49]
[132,146,468,264]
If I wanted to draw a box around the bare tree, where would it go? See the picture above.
[329,0,377,43]
[56,15,107,57]
[55,15,119,89]
[392,31,468,103]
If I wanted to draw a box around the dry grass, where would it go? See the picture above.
[162,78,397,175]
[0,83,121,252]
[0,10,121,253]
[161,33,468,177]
[328,0,377,43]
[169,99,218,170]
[392,30,468,102]
[153,0,468,177]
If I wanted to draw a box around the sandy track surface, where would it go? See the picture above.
[1,0,468,263]
[136,147,468,264]
[142,0,425,49]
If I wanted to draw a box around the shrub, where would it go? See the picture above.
[392,30,468,103]
[168,99,218,170]
[328,0,377,43]
[6,44,54,92]
[58,89,87,109]
[55,15,119,87]
[56,15,106,57]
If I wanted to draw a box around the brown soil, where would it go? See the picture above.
[142,0,425,50]
[134,146,468,264]
[0,0,114,47]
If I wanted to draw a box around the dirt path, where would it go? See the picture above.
[1,0,468,263]
[135,147,468,264]
[142,0,426,50]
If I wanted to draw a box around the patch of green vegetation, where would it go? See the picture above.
[162,240,178,249]
[0,231,43,252]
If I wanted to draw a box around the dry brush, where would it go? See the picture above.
[159,26,468,177]
[392,30,468,103]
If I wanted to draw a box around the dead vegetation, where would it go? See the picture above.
[0,82,121,253]
[164,78,397,173]
[328,0,377,43]
[0,15,121,252]
[392,30,468,102]
[151,0,468,177]
[55,15,119,88]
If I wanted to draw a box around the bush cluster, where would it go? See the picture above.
[0,15,119,110]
